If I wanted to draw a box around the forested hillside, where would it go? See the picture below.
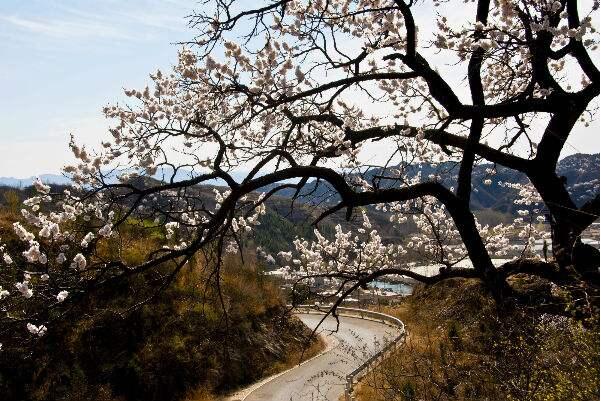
[0,204,322,401]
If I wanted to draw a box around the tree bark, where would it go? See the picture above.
[529,169,600,279]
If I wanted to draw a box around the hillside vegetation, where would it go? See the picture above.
[0,205,322,401]
[356,278,599,401]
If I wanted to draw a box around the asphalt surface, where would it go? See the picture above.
[244,313,399,401]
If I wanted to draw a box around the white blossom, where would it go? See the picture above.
[71,253,87,270]
[15,281,33,298]
[56,290,69,302]
[27,323,47,337]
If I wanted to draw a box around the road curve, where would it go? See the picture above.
[244,313,400,401]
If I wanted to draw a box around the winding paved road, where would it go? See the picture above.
[244,313,400,401]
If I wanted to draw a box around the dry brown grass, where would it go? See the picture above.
[264,331,326,376]
[355,278,599,401]
[170,255,326,401]
[355,280,496,401]
[183,388,221,401]
[183,334,325,401]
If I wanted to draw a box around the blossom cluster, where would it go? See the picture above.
[282,178,551,281]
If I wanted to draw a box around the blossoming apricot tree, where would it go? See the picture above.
[0,0,598,342]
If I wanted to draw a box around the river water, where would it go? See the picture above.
[369,280,413,295]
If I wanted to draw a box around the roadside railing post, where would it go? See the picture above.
[345,374,353,401]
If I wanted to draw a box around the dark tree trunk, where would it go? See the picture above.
[529,170,599,281]
[446,196,507,300]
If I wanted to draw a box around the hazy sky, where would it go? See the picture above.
[1,0,193,177]
[1,0,599,177]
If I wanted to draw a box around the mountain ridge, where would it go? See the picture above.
[1,153,598,222]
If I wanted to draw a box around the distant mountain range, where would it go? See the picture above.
[0,169,252,188]
[1,153,598,215]
[0,174,72,187]
[265,153,600,213]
